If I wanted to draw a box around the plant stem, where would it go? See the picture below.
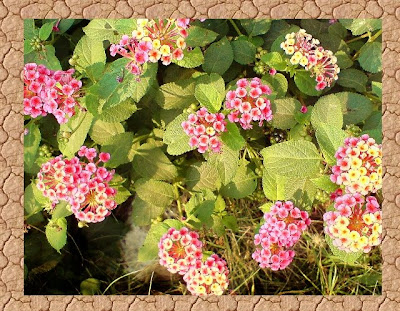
[345,32,370,44]
[229,19,243,36]
[232,268,261,293]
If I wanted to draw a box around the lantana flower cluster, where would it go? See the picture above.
[158,227,229,295]
[330,134,382,196]
[24,63,82,124]
[110,18,189,76]
[280,29,340,91]
[225,77,273,130]
[37,146,117,223]
[252,201,311,270]
[324,193,382,253]
[181,107,227,153]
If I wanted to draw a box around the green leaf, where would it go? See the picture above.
[222,215,239,232]
[52,202,73,220]
[39,21,55,41]
[300,20,328,39]
[57,19,75,33]
[24,19,38,40]
[328,22,348,39]
[155,78,197,110]
[86,94,137,123]
[220,161,257,199]
[163,112,195,156]
[240,19,271,36]
[332,92,373,125]
[231,39,256,65]
[101,132,136,168]
[371,82,382,100]
[339,19,381,36]
[24,183,45,220]
[83,19,137,43]
[311,175,339,193]
[137,220,184,262]
[202,37,234,75]
[285,177,318,208]
[262,170,286,201]
[325,234,363,264]
[337,69,368,93]
[89,119,125,145]
[315,124,346,165]
[186,26,218,47]
[358,42,382,73]
[74,35,106,81]
[25,46,62,70]
[131,178,174,226]
[311,94,343,130]
[186,162,220,192]
[261,140,321,178]
[208,145,239,185]
[58,111,93,158]
[194,73,225,112]
[220,123,246,152]
[45,218,67,253]
[172,47,204,68]
[362,111,382,143]
[260,52,286,71]
[96,59,157,110]
[191,200,215,226]
[271,97,301,129]
[114,185,131,204]
[262,73,288,98]
[24,122,41,172]
[294,71,322,97]
[132,142,178,181]
[335,51,353,69]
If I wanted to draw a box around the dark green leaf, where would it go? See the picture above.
[186,26,218,47]
[202,37,234,75]
[101,132,136,168]
[231,39,256,65]
[358,42,382,73]
[240,19,272,36]
[294,71,322,97]
[271,97,301,129]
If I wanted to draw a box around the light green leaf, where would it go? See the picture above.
[194,73,225,112]
[186,162,220,192]
[261,140,321,178]
[101,132,136,168]
[271,97,301,129]
[58,111,93,158]
[24,19,38,40]
[24,122,41,172]
[358,42,382,73]
[220,161,257,199]
[208,145,239,185]
[24,183,45,220]
[339,19,381,36]
[202,37,234,75]
[371,82,382,100]
[45,218,67,253]
[83,19,137,43]
[74,35,106,81]
[262,73,288,98]
[132,142,178,181]
[294,70,322,97]
[131,196,164,226]
[311,94,343,130]
[52,202,73,220]
[285,177,318,208]
[231,39,256,65]
[220,122,246,152]
[172,47,204,68]
[240,19,271,36]
[315,124,346,165]
[39,21,55,40]
[114,185,131,204]
[163,112,195,156]
[261,52,287,71]
[186,26,218,47]
[337,69,368,93]
[262,170,286,201]
[89,119,125,145]
[155,78,197,110]
[311,175,339,192]
[332,92,373,125]
[135,178,175,207]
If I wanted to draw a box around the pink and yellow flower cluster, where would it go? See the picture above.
[37,147,117,224]
[330,134,382,196]
[225,77,273,130]
[181,107,227,153]
[24,63,82,124]
[158,227,229,296]
[324,193,382,253]
[280,29,340,91]
[252,201,311,270]
[110,19,189,76]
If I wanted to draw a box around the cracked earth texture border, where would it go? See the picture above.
[1,0,399,310]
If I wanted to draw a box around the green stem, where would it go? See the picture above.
[229,19,243,36]
[368,29,382,42]
[232,268,261,293]
[345,32,370,44]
